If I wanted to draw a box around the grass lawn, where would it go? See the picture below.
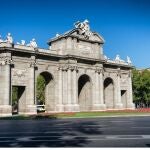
[55,111,150,118]
[0,109,150,120]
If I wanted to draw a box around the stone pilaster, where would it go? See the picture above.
[64,66,72,111]
[62,67,68,106]
[0,56,12,116]
[63,67,70,111]
[127,71,135,109]
[99,70,106,109]
[67,68,72,104]
[63,65,79,112]
[115,69,123,109]
[19,61,37,115]
[72,67,79,111]
[56,67,64,112]
[92,68,106,110]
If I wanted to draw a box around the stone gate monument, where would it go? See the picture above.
[0,20,135,116]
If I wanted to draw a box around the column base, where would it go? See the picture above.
[0,105,12,117]
[127,103,135,109]
[115,103,123,109]
[92,104,106,111]
[64,104,80,112]
[19,105,37,115]
[56,104,64,112]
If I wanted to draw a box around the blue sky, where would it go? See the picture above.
[0,0,150,68]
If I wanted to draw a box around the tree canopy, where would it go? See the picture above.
[36,75,46,105]
[132,69,150,107]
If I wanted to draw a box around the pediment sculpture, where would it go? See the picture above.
[74,19,93,39]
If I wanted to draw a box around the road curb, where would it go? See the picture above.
[59,114,150,119]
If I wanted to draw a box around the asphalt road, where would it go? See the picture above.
[0,116,150,147]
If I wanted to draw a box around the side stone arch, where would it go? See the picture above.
[78,74,93,111]
[36,71,56,112]
[104,77,115,109]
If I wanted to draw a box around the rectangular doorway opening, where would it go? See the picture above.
[121,90,127,108]
[12,86,26,115]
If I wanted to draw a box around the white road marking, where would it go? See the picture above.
[110,121,132,123]
[131,127,150,129]
[0,135,149,142]
[16,137,32,141]
[83,125,108,127]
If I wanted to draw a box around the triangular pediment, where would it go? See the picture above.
[63,29,104,43]
[89,32,105,43]
[48,20,105,45]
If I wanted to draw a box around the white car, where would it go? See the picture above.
[37,105,45,112]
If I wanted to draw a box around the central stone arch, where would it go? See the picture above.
[78,74,92,111]
[104,77,114,109]
[36,71,55,112]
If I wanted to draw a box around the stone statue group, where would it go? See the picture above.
[74,19,93,39]
[0,33,38,48]
[104,54,132,64]
[0,33,13,44]
[115,54,132,64]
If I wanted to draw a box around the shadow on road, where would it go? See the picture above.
[0,119,103,147]
[146,144,150,147]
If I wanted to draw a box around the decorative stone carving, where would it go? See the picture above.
[29,61,37,68]
[6,33,13,44]
[120,73,128,84]
[27,38,38,48]
[56,33,60,37]
[115,54,125,63]
[0,57,13,65]
[104,55,108,60]
[127,56,132,64]
[0,35,3,43]
[17,40,26,45]
[69,65,78,71]
[115,54,120,61]
[59,64,78,71]
[12,69,27,78]
[74,19,93,39]
[117,70,121,77]
[95,67,103,74]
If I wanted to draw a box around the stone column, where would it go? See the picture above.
[64,67,73,112]
[56,67,64,112]
[99,70,106,109]
[93,69,106,110]
[67,68,72,104]
[62,68,68,106]
[127,71,135,109]
[115,69,123,109]
[64,65,79,112]
[0,59,12,117]
[92,71,100,110]
[72,67,79,111]
[95,72,100,104]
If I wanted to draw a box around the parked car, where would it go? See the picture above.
[37,105,45,112]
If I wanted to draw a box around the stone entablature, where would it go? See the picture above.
[0,20,135,116]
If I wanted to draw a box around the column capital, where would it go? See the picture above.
[117,70,121,77]
[0,57,13,66]
[128,70,132,77]
[95,67,103,74]
[58,66,63,71]
[29,61,37,68]
[59,64,78,72]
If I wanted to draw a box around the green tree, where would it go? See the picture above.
[36,75,46,104]
[12,86,18,105]
[132,69,150,107]
[140,69,150,105]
